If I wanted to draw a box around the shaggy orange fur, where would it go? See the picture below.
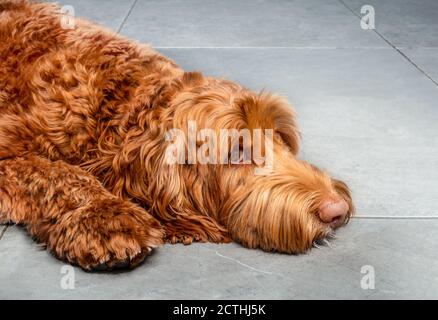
[0,0,353,270]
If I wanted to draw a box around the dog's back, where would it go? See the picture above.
[0,0,182,162]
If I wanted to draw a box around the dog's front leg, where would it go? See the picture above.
[0,155,164,270]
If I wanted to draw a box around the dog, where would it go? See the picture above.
[0,0,353,270]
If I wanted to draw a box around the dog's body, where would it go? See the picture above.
[0,1,353,270]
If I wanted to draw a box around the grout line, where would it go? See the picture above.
[338,0,438,87]
[396,47,438,50]
[0,225,9,241]
[154,46,394,50]
[116,0,139,34]
[353,215,438,219]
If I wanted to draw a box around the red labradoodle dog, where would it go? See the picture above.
[0,1,353,270]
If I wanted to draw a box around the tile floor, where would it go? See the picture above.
[0,0,437,299]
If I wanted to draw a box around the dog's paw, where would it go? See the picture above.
[167,231,202,245]
[164,215,231,245]
[46,198,165,271]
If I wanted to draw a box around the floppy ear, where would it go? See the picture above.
[235,92,300,155]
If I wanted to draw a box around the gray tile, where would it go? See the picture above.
[53,0,134,31]
[402,48,438,83]
[120,0,386,47]
[303,135,438,218]
[342,0,438,47]
[0,221,437,299]
[158,48,438,217]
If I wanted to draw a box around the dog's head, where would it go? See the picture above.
[156,72,354,252]
[126,72,354,252]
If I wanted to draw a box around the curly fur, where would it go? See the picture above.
[0,0,353,270]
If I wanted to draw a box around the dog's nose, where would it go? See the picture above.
[318,198,349,226]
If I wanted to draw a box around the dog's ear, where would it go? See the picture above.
[235,92,300,154]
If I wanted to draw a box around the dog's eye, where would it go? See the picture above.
[229,148,251,165]
[237,148,253,165]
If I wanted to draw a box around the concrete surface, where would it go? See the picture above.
[0,0,437,299]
